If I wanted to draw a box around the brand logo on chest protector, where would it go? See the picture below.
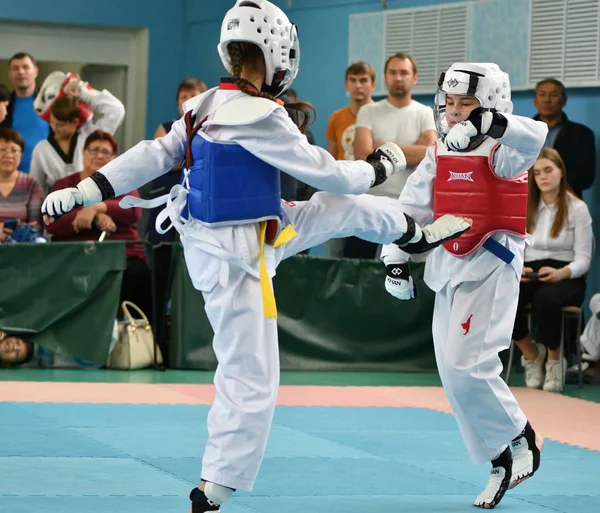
[448,171,474,182]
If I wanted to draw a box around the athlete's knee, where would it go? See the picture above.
[228,369,279,414]
[442,352,499,387]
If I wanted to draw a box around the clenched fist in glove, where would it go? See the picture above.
[445,107,508,151]
[366,142,407,187]
[384,260,418,300]
[395,214,471,254]
[41,176,106,224]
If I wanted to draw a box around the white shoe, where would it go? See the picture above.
[521,343,546,388]
[510,422,544,489]
[566,350,595,372]
[543,358,567,392]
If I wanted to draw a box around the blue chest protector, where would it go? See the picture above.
[183,110,283,225]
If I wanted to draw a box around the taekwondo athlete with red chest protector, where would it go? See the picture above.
[382,62,548,509]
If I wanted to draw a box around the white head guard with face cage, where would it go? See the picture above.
[217,0,300,98]
[434,62,513,136]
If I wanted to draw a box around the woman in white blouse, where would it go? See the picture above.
[512,148,593,392]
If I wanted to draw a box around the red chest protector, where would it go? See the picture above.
[433,137,528,258]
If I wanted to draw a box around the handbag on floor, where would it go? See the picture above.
[107,301,163,370]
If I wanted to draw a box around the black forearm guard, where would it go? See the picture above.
[393,214,417,246]
[366,158,388,187]
[89,172,116,200]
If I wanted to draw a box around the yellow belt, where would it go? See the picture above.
[258,221,297,319]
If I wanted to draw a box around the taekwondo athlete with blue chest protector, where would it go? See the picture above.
[41,2,471,511]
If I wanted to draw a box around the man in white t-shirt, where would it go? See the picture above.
[354,53,436,199]
[348,53,436,258]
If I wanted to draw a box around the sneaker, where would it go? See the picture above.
[566,350,595,373]
[474,447,512,509]
[543,358,567,393]
[190,488,220,512]
[509,421,543,489]
[567,361,591,374]
[521,343,547,388]
[566,362,594,385]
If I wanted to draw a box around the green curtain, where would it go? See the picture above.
[0,242,126,363]
[169,248,438,372]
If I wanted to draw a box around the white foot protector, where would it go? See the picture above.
[509,432,544,489]
[474,466,510,509]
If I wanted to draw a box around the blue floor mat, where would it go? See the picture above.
[0,402,598,513]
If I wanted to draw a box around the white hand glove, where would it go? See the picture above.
[445,120,478,151]
[445,107,502,152]
[41,188,84,218]
[366,142,407,187]
[41,177,103,220]
[397,214,471,254]
[373,142,407,175]
[384,260,417,300]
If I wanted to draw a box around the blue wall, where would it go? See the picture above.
[0,0,186,138]
[5,0,598,305]
[185,0,468,147]
[186,0,599,304]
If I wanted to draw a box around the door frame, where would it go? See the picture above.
[0,21,148,151]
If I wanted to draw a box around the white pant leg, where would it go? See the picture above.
[181,226,279,491]
[433,287,502,463]
[279,191,407,259]
[434,265,527,465]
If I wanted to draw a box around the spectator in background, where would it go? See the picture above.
[0,53,49,173]
[0,84,10,124]
[351,53,436,258]
[30,78,125,192]
[565,293,600,385]
[324,61,376,257]
[285,88,315,145]
[533,79,595,198]
[327,61,376,160]
[0,128,43,242]
[512,148,593,393]
[146,78,207,247]
[46,131,153,323]
[145,78,207,348]
[0,330,104,369]
[0,332,34,368]
[280,88,315,203]
[153,78,207,139]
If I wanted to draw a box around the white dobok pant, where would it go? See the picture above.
[180,192,409,490]
[432,263,528,465]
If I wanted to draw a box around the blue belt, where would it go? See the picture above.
[483,237,515,264]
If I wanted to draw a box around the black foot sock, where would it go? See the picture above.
[190,488,220,512]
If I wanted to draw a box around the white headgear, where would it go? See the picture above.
[434,62,513,136]
[217,0,300,97]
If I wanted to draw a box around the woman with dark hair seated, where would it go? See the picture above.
[45,130,153,323]
[0,128,44,242]
[512,148,593,392]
